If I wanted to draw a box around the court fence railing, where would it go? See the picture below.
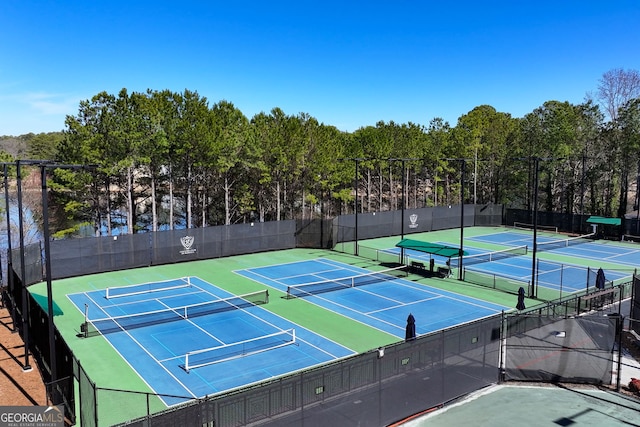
[4,270,634,426]
[3,203,638,425]
[67,280,633,427]
[86,316,504,427]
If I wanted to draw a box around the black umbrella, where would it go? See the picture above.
[595,268,606,289]
[516,287,526,310]
[405,313,416,341]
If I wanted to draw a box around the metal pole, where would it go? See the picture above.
[530,158,539,299]
[16,160,31,371]
[580,153,586,218]
[401,159,405,241]
[459,160,465,281]
[636,159,640,235]
[3,164,16,332]
[41,166,57,381]
[400,160,406,263]
[354,159,359,256]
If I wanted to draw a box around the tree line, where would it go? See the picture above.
[3,69,640,237]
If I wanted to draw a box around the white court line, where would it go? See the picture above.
[69,292,197,400]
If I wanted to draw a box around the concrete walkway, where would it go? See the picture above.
[401,311,640,427]
[403,384,640,427]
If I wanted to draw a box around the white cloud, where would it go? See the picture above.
[0,91,81,135]
[24,92,79,115]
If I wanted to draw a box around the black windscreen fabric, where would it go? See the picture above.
[50,233,150,279]
[11,242,43,285]
[504,315,616,384]
[48,221,295,280]
[126,316,502,427]
[633,276,640,335]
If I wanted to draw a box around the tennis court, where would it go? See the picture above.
[67,276,354,406]
[380,235,630,299]
[461,231,635,294]
[469,230,640,267]
[236,258,506,338]
[464,252,628,293]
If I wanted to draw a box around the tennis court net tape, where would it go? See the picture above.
[286,265,408,299]
[451,245,528,268]
[183,328,296,372]
[106,276,192,299]
[82,289,269,337]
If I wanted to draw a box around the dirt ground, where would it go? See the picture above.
[621,330,640,396]
[0,303,47,406]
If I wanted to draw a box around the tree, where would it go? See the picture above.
[26,132,65,160]
[60,92,119,236]
[133,90,170,232]
[596,68,640,121]
[617,98,640,215]
[209,100,251,225]
[453,105,519,205]
[173,90,212,229]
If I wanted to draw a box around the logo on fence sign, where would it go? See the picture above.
[180,235,197,255]
[0,405,64,427]
[409,214,419,229]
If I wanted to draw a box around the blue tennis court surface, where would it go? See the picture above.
[67,277,353,406]
[236,258,507,338]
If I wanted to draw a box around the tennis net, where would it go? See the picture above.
[82,289,269,337]
[286,266,408,299]
[183,329,296,372]
[106,277,192,299]
[462,268,532,296]
[451,245,528,268]
[513,222,558,233]
[536,233,595,252]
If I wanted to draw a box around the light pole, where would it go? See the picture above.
[15,160,31,372]
[39,162,91,383]
[338,158,364,256]
[387,158,419,264]
[446,158,471,281]
[459,159,466,281]
[2,164,16,332]
[530,157,540,299]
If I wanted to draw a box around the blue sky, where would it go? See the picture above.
[1,1,639,136]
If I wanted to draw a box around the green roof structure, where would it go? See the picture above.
[396,238,467,257]
[586,216,621,226]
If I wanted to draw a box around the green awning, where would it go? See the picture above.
[396,238,467,257]
[586,216,621,226]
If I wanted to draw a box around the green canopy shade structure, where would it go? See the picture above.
[586,216,621,226]
[395,238,467,257]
